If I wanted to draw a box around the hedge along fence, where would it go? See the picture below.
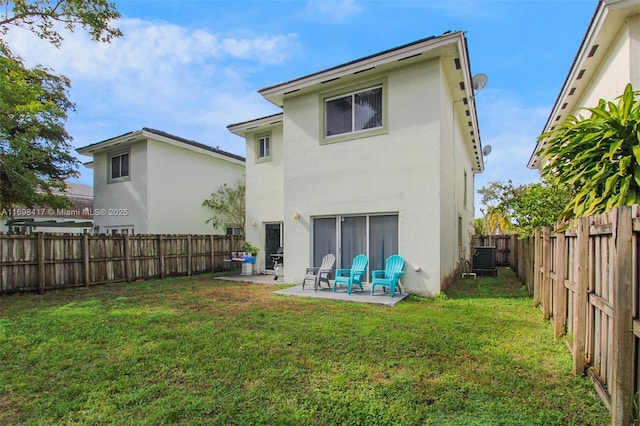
[514,206,638,426]
[0,233,243,295]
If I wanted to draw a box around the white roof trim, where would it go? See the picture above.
[528,0,640,168]
[259,32,464,107]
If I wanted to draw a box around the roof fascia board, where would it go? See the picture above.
[76,130,143,155]
[227,113,284,136]
[546,1,607,132]
[455,34,484,173]
[141,130,245,165]
[258,32,463,105]
[78,130,245,165]
[528,1,608,168]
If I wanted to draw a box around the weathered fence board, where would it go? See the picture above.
[0,233,242,294]
[472,235,512,266]
[510,206,638,425]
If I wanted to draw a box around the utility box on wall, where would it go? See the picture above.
[472,246,497,276]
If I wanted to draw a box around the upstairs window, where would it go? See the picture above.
[258,135,270,159]
[110,152,129,180]
[325,86,383,137]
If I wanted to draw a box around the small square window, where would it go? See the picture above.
[110,152,129,180]
[226,226,242,236]
[256,134,271,162]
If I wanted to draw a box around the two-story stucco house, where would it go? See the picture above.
[77,128,245,235]
[228,32,485,296]
[529,0,640,169]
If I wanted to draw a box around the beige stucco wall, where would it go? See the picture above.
[93,141,148,232]
[146,140,245,234]
[578,13,640,113]
[92,138,244,235]
[241,57,477,295]
[279,59,449,295]
[243,124,284,270]
[439,61,475,289]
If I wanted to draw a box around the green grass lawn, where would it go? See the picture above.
[0,268,608,425]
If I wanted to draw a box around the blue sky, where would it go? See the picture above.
[7,0,597,216]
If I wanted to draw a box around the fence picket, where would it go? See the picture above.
[508,206,638,425]
[0,233,242,294]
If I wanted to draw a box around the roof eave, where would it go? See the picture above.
[227,113,284,136]
[528,0,640,169]
[76,129,245,164]
[258,32,464,107]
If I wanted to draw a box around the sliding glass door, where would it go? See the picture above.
[368,215,399,272]
[312,217,336,267]
[312,214,398,279]
[340,216,367,269]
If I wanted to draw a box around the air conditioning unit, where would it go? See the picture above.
[472,246,497,276]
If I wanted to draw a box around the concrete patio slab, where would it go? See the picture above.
[215,274,408,306]
[273,284,408,306]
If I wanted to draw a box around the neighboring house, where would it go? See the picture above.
[77,128,245,235]
[529,0,640,169]
[2,182,94,233]
[228,32,485,296]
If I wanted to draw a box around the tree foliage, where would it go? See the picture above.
[0,54,78,211]
[0,0,121,57]
[539,83,640,218]
[202,181,245,236]
[0,0,121,212]
[477,180,571,238]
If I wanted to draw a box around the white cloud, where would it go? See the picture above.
[7,18,298,76]
[4,17,296,159]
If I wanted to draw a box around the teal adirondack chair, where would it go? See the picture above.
[370,255,405,297]
[333,254,368,295]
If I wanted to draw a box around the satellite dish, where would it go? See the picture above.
[472,73,488,92]
[482,145,492,156]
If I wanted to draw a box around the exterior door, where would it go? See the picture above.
[264,223,283,269]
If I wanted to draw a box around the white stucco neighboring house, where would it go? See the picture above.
[77,128,245,235]
[228,32,485,296]
[529,0,640,170]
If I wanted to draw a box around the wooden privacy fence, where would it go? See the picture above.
[0,233,243,295]
[516,206,638,426]
[471,235,513,266]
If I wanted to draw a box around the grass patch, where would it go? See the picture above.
[0,269,608,425]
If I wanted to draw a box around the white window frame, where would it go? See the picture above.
[320,79,388,145]
[106,226,135,235]
[110,152,130,181]
[256,133,271,162]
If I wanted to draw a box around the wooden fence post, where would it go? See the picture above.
[554,230,567,339]
[83,233,90,287]
[187,235,192,276]
[124,234,132,283]
[158,235,165,279]
[542,227,552,319]
[37,232,45,294]
[210,235,215,273]
[534,230,542,306]
[610,206,634,425]
[573,216,590,375]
